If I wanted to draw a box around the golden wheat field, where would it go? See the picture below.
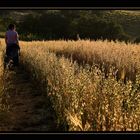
[0,38,140,131]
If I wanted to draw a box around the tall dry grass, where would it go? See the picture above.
[19,39,140,82]
[0,41,9,113]
[1,39,140,131]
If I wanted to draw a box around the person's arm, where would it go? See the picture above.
[15,32,19,46]
[5,32,8,46]
[15,32,20,56]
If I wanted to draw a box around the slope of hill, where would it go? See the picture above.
[102,10,140,39]
[0,10,140,41]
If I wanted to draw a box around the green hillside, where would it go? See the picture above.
[0,10,140,42]
[101,10,140,40]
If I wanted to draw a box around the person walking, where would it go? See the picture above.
[5,24,20,67]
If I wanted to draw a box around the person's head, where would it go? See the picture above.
[8,24,16,30]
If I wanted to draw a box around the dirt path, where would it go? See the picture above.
[0,66,59,131]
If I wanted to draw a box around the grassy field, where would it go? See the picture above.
[20,39,140,82]
[0,38,140,131]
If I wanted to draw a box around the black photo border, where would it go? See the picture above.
[0,0,140,139]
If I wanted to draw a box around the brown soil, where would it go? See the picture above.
[0,66,59,132]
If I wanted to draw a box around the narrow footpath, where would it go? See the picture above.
[0,66,59,131]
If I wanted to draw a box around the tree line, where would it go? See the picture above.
[1,10,140,42]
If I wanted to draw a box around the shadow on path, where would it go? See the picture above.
[0,66,60,132]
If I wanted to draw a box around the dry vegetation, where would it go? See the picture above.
[19,40,140,82]
[0,38,140,131]
[0,42,9,124]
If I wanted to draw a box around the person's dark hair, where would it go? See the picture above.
[8,24,15,30]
